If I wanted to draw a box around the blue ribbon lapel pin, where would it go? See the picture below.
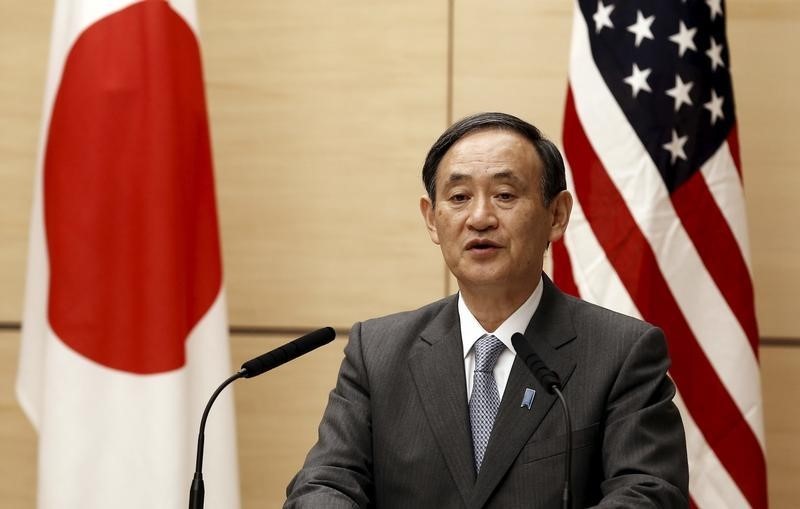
[521,387,536,410]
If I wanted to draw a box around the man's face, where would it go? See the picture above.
[420,128,571,295]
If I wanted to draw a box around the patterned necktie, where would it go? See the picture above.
[469,334,506,473]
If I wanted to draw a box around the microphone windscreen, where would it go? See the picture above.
[511,332,561,393]
[241,327,336,378]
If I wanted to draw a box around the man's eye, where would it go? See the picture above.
[450,194,468,202]
[497,193,515,201]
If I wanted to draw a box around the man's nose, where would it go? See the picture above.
[466,196,498,231]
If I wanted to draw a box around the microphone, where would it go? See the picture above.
[512,333,562,392]
[189,327,336,509]
[241,326,336,378]
[511,333,573,509]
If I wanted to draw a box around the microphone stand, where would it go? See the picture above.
[189,370,245,509]
[187,327,336,508]
[511,332,572,509]
[553,387,572,509]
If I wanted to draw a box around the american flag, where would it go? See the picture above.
[553,0,767,507]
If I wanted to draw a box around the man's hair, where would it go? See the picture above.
[421,112,566,206]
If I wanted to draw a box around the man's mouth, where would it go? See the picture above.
[466,239,501,251]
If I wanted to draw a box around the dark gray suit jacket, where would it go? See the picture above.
[285,276,689,508]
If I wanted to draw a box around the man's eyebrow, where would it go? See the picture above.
[444,170,524,184]
[445,172,470,184]
[490,170,524,184]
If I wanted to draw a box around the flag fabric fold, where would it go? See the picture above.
[17,1,240,507]
[556,1,767,507]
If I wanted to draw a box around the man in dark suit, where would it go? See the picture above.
[285,112,689,508]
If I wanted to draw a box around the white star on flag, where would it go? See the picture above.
[704,89,726,124]
[593,1,615,33]
[627,10,655,47]
[706,37,725,71]
[669,21,697,57]
[706,0,724,21]
[662,129,689,163]
[623,63,652,97]
[666,75,694,112]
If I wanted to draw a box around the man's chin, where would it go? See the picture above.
[453,268,541,293]
[452,271,508,289]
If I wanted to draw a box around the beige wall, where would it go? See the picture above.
[1,0,798,507]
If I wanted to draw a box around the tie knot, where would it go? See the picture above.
[474,334,505,372]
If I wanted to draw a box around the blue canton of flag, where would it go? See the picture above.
[581,0,734,191]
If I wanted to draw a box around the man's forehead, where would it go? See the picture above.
[437,129,541,181]
[448,128,532,153]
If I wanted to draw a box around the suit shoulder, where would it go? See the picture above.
[357,295,456,339]
[562,292,658,339]
[346,295,457,371]
[557,293,671,373]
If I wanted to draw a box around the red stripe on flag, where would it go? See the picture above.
[727,123,742,178]
[671,171,759,356]
[563,89,767,509]
[551,239,580,298]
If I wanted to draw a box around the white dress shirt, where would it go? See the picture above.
[459,277,544,400]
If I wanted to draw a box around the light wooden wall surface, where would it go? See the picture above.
[232,333,345,506]
[0,331,37,507]
[0,1,48,324]
[729,1,800,339]
[1,0,798,508]
[201,0,448,330]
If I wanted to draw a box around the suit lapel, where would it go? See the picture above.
[408,296,475,507]
[469,276,578,509]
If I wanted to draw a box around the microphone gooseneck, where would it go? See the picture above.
[189,370,245,509]
[189,327,336,509]
[511,332,573,509]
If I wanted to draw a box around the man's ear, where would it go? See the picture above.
[420,195,440,245]
[548,190,573,243]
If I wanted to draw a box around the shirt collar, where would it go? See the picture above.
[458,276,544,359]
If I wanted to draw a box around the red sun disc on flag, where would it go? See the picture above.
[43,0,222,374]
